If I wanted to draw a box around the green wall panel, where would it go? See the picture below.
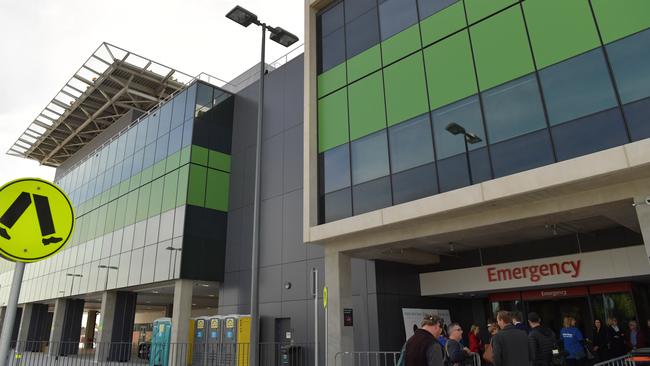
[318,88,349,152]
[347,45,382,83]
[162,170,180,212]
[153,160,166,180]
[384,52,429,126]
[177,165,189,207]
[136,184,151,222]
[382,24,422,66]
[205,169,230,212]
[348,71,387,141]
[420,1,467,47]
[208,150,231,172]
[130,172,141,191]
[424,31,477,110]
[141,167,153,185]
[187,164,207,207]
[96,205,107,236]
[318,62,347,98]
[125,190,139,225]
[471,6,534,90]
[191,145,209,166]
[180,145,191,165]
[106,200,117,234]
[148,178,164,216]
[591,0,650,44]
[166,151,181,173]
[524,0,600,69]
[465,0,517,24]
[115,195,128,230]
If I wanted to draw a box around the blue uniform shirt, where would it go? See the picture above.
[560,326,584,359]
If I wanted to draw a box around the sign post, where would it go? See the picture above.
[0,178,75,363]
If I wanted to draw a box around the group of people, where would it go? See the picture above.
[402,311,648,366]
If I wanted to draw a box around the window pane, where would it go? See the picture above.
[158,102,172,137]
[353,176,392,215]
[388,114,434,173]
[346,0,376,21]
[432,96,486,159]
[132,149,144,176]
[195,83,214,117]
[539,49,618,125]
[122,155,133,180]
[182,119,194,147]
[469,147,492,184]
[146,111,159,144]
[155,135,169,163]
[171,90,187,129]
[185,84,197,121]
[320,28,346,73]
[322,188,352,223]
[623,97,650,141]
[351,130,390,184]
[551,107,628,161]
[483,74,547,143]
[135,117,148,151]
[115,134,127,163]
[606,29,650,104]
[490,130,554,178]
[418,0,458,20]
[322,144,351,194]
[319,2,344,37]
[143,143,156,169]
[437,153,469,192]
[391,163,437,204]
[346,8,380,58]
[379,0,419,40]
[106,142,117,168]
[168,125,183,155]
[125,127,137,157]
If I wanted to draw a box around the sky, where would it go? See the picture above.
[0,0,304,184]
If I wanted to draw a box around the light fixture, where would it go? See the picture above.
[445,123,466,135]
[209,294,215,298]
[269,27,299,47]
[284,282,292,290]
[225,5,258,27]
[444,122,482,185]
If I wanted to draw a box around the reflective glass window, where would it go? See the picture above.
[468,147,492,184]
[196,83,214,117]
[482,74,547,143]
[437,154,469,192]
[606,29,650,104]
[103,167,113,191]
[168,125,183,155]
[353,176,392,215]
[98,148,107,173]
[623,97,650,141]
[418,0,458,20]
[391,163,437,204]
[146,112,159,144]
[122,155,133,180]
[135,117,148,151]
[182,119,193,147]
[432,96,486,160]
[388,114,434,173]
[132,149,144,176]
[112,162,123,185]
[346,8,380,58]
[159,102,173,137]
[322,144,351,194]
[185,84,197,121]
[539,49,618,125]
[322,188,352,223]
[171,89,187,129]
[490,130,554,178]
[125,127,137,157]
[551,108,627,161]
[155,135,169,163]
[143,143,156,169]
[115,134,127,163]
[320,28,346,73]
[351,130,390,185]
[346,0,376,21]
[106,141,117,168]
[379,0,419,40]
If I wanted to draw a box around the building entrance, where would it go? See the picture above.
[527,296,591,336]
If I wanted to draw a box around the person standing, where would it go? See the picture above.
[607,317,627,358]
[627,320,646,351]
[491,311,530,366]
[468,325,483,354]
[592,319,609,362]
[403,314,445,366]
[512,312,528,333]
[528,312,556,366]
[446,323,475,366]
[561,316,586,366]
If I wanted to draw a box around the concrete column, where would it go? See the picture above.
[16,304,34,352]
[169,279,193,366]
[84,310,97,349]
[94,291,117,362]
[48,298,67,356]
[165,304,173,318]
[0,307,6,334]
[325,249,354,366]
[636,196,650,262]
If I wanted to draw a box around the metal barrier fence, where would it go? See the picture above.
[5,341,313,366]
[594,354,639,366]
[334,351,482,366]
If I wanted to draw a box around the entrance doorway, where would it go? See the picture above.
[527,297,591,336]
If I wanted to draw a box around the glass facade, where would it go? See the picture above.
[317,0,650,223]
[0,81,234,302]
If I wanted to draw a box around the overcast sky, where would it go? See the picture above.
[0,0,304,184]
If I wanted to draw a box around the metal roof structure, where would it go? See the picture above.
[7,43,196,167]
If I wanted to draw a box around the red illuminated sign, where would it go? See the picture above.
[487,260,581,283]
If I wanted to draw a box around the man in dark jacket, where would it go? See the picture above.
[446,323,475,365]
[492,311,530,366]
[404,314,445,366]
[527,312,556,366]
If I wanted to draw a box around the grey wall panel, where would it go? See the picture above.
[261,133,285,200]
[231,86,257,153]
[262,69,286,140]
[258,265,282,303]
[221,271,240,306]
[229,149,246,210]
[133,221,146,249]
[238,270,251,308]
[260,196,283,267]
[145,216,160,246]
[282,189,305,263]
[158,210,175,242]
[154,240,172,282]
[259,302,282,342]
[111,229,124,256]
[239,205,253,272]
[128,249,143,286]
[283,124,303,194]
[282,300,308,342]
[224,208,242,272]
[282,56,305,130]
[281,261,307,302]
[117,252,130,288]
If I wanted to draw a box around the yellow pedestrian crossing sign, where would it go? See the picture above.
[0,178,75,263]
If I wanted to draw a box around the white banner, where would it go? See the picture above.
[402,308,451,339]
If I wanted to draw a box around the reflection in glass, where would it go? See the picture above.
[418,0,458,20]
[322,144,351,194]
[159,102,173,137]
[606,29,650,104]
[195,83,214,118]
[389,114,434,173]
[351,130,390,184]
[490,129,554,178]
[353,176,392,215]
[379,0,419,40]
[171,90,187,129]
[320,28,346,73]
[346,8,380,58]
[323,188,352,223]
[623,97,650,141]
[392,163,437,204]
[432,96,486,160]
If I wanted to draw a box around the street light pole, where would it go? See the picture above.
[165,246,182,279]
[445,123,482,185]
[225,6,298,366]
[66,273,83,297]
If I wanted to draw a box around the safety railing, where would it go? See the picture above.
[5,341,314,365]
[334,350,482,366]
[594,353,640,366]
